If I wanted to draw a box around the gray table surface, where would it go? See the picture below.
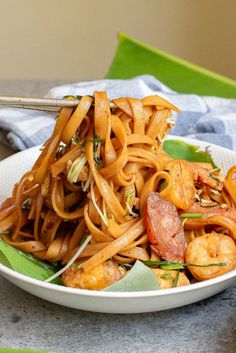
[0,81,236,353]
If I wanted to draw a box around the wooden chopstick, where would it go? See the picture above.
[0,96,116,112]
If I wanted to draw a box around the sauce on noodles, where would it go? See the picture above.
[1,92,236,290]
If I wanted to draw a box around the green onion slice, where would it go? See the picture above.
[143,260,226,271]
[180,213,203,219]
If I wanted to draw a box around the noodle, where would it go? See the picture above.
[1,92,236,290]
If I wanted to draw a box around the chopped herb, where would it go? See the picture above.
[102,200,108,223]
[67,154,87,183]
[92,134,104,153]
[125,190,138,217]
[90,134,104,166]
[195,193,202,202]
[143,260,226,270]
[90,182,108,225]
[159,179,168,191]
[70,136,79,145]
[55,145,64,159]
[195,194,218,208]
[21,197,31,211]
[209,167,221,176]
[210,188,221,195]
[126,190,135,205]
[85,134,105,147]
[94,155,104,166]
[208,168,222,185]
[161,263,185,270]
[119,263,127,272]
[79,234,88,246]
[172,270,180,287]
[93,136,105,145]
[125,202,139,218]
[160,273,173,280]
[210,175,221,186]
[63,95,82,100]
[180,213,203,219]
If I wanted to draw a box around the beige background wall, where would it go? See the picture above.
[0,0,235,81]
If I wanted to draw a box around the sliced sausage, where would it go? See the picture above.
[145,192,186,262]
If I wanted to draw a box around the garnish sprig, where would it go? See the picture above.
[180,213,203,219]
[70,136,79,145]
[21,197,31,211]
[143,260,226,271]
[195,193,219,208]
[172,270,180,287]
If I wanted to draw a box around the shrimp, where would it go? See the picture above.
[165,160,196,210]
[185,232,236,281]
[62,260,124,290]
[151,269,190,288]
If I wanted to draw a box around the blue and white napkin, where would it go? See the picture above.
[0,75,236,151]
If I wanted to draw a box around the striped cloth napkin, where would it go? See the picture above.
[0,75,236,151]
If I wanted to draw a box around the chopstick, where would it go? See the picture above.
[0,96,116,112]
[0,96,80,112]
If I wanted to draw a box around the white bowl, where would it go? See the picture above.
[0,137,236,314]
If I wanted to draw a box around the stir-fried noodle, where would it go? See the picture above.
[1,92,236,290]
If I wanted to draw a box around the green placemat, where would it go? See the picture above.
[106,33,236,98]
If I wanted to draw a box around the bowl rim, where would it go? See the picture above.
[0,261,236,298]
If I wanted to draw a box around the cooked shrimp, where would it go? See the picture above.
[62,260,124,290]
[185,232,236,280]
[151,269,190,288]
[165,160,196,210]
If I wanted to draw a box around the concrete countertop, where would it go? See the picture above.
[0,80,236,353]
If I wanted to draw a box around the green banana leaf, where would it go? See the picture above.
[164,139,216,166]
[104,260,159,292]
[106,33,236,98]
[0,349,57,353]
[0,238,61,284]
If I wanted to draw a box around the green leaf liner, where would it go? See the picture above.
[106,33,236,98]
[163,139,216,166]
[104,260,159,292]
[0,349,57,353]
[0,238,61,284]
